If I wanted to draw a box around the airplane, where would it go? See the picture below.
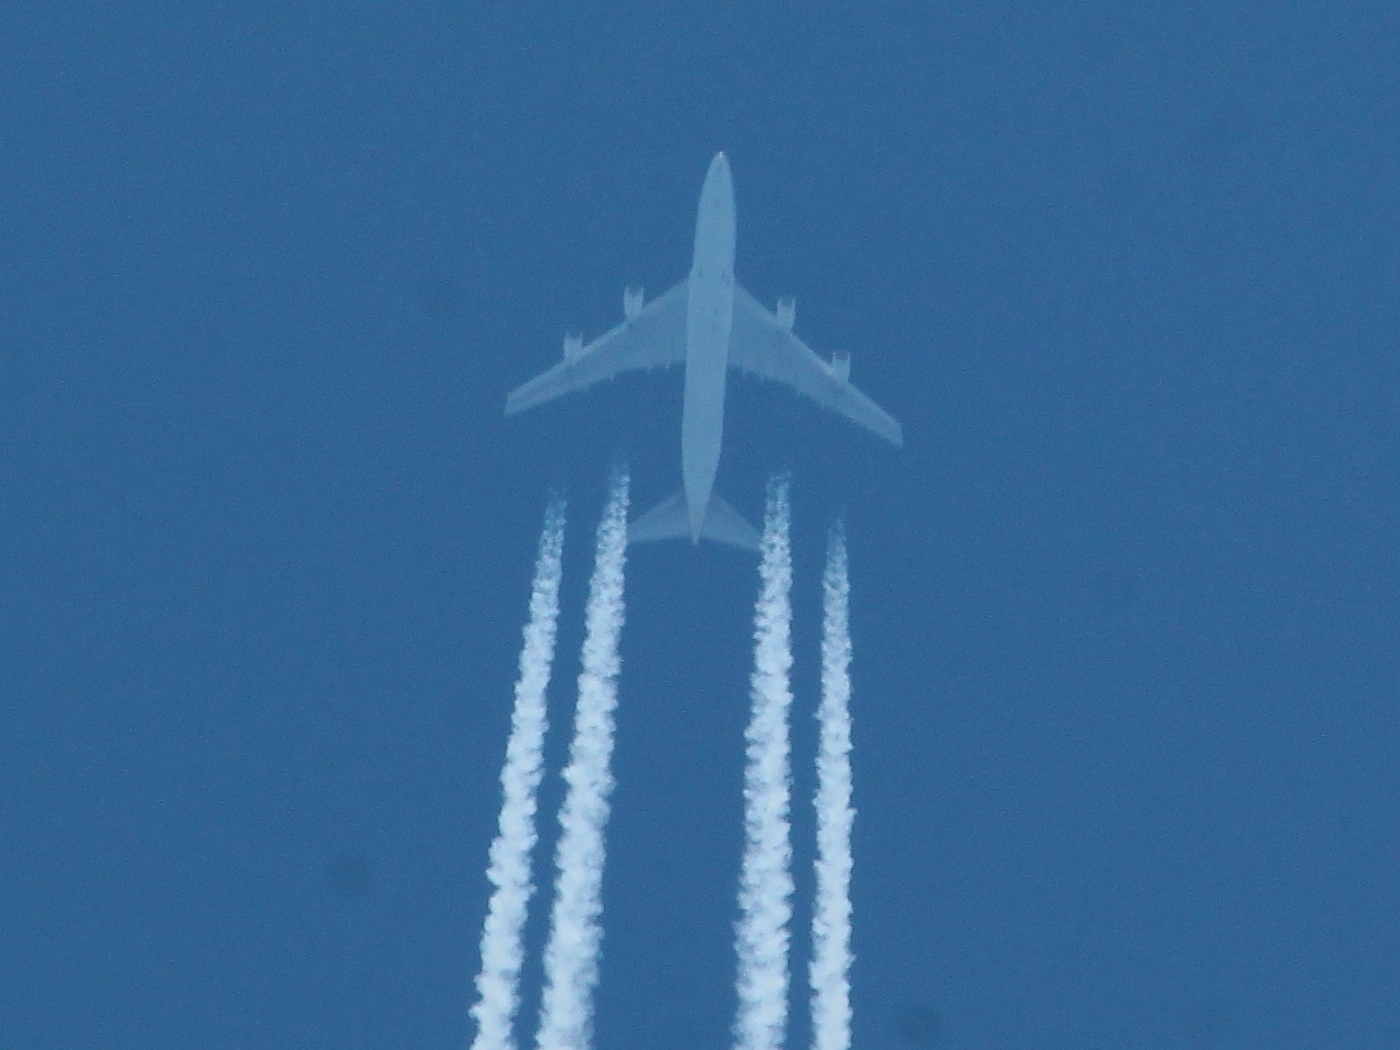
[505,152,902,553]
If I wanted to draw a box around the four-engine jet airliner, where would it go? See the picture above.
[505,152,902,552]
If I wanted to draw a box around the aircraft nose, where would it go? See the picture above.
[705,152,733,197]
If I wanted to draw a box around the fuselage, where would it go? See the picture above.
[682,152,737,540]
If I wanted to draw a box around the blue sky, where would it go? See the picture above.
[1,4,1397,1048]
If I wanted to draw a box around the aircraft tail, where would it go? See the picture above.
[628,490,760,552]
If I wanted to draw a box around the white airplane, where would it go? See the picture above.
[505,152,902,552]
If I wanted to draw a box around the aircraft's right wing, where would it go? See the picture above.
[729,285,903,446]
[505,279,689,416]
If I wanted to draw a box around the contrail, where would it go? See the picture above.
[536,468,631,1050]
[810,523,854,1050]
[470,496,568,1050]
[734,474,796,1050]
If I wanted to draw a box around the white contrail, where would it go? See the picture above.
[734,474,796,1050]
[536,469,631,1050]
[810,523,854,1050]
[470,496,568,1050]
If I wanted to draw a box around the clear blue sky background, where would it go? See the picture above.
[2,4,1397,1048]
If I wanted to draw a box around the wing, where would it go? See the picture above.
[729,285,903,446]
[505,279,689,416]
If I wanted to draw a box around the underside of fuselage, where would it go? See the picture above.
[679,152,738,541]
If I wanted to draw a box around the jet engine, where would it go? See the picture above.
[624,285,644,322]
[776,296,796,332]
[829,352,851,384]
[563,332,584,360]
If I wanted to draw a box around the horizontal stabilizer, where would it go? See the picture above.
[628,491,690,545]
[701,493,761,552]
[628,490,760,553]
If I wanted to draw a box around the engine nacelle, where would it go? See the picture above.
[829,352,851,384]
[563,332,584,360]
[624,285,644,322]
[776,296,796,332]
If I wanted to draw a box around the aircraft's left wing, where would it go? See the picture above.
[505,280,689,416]
[729,285,903,446]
